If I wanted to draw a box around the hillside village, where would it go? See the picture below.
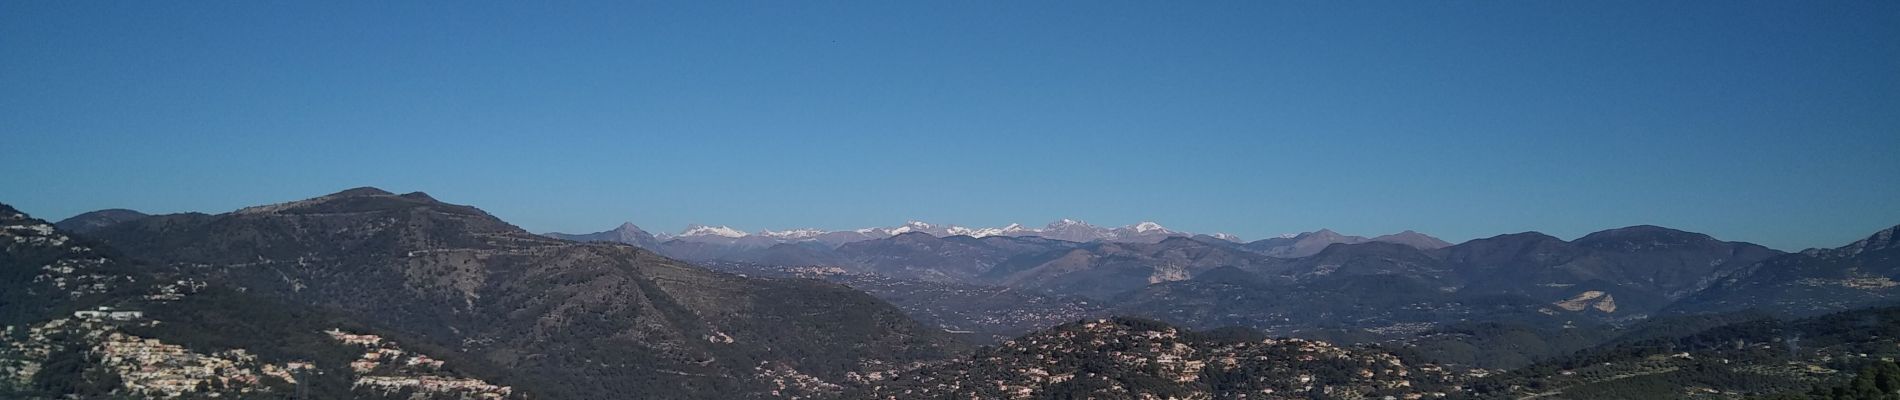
[851,318,1464,399]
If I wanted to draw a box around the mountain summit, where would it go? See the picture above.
[544,221,663,248]
[568,218,1252,248]
[75,188,964,399]
[52,208,149,234]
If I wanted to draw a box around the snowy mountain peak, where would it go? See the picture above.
[759,228,827,240]
[679,224,747,238]
[1132,221,1168,233]
[1211,233,1242,242]
[610,218,1234,245]
[888,221,933,235]
[965,223,1033,238]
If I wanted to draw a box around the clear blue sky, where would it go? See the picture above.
[3,1,1897,251]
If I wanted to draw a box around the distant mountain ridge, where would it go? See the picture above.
[554,218,1287,248]
[68,187,965,399]
[22,187,1900,400]
[543,218,1457,258]
[1666,223,1900,317]
[542,222,664,249]
[51,208,148,234]
[542,217,1801,318]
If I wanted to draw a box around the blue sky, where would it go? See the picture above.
[3,1,1897,251]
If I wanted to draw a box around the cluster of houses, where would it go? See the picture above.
[0,319,73,389]
[3,219,128,299]
[354,376,513,399]
[327,328,511,398]
[756,361,843,399]
[260,362,315,386]
[3,222,66,246]
[94,332,293,396]
[72,306,143,321]
[145,279,207,302]
[37,253,116,298]
[871,319,1458,400]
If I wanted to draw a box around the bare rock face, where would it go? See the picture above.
[1553,290,1617,313]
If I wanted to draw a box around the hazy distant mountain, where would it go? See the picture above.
[712,242,846,267]
[809,229,890,247]
[1113,242,1568,339]
[692,262,1108,343]
[832,232,1059,282]
[983,236,1283,300]
[1242,229,1370,258]
[1371,230,1453,249]
[1284,241,1456,280]
[543,221,663,248]
[52,208,148,234]
[1105,225,1789,348]
[1667,224,1900,316]
[79,187,964,399]
[655,219,1794,325]
[565,218,1217,250]
[1439,225,1782,316]
[1236,229,1454,258]
[1106,221,1186,243]
[1205,232,1243,242]
[1031,218,1115,242]
[666,223,750,245]
[557,218,1237,269]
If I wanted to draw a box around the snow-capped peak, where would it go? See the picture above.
[966,223,1031,238]
[1210,233,1242,242]
[759,228,827,240]
[679,224,747,238]
[638,218,1225,244]
[887,220,946,235]
[1132,221,1169,233]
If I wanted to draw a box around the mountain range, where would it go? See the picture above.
[530,202,1900,377]
[546,218,1421,249]
[12,186,1900,399]
[7,188,963,399]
